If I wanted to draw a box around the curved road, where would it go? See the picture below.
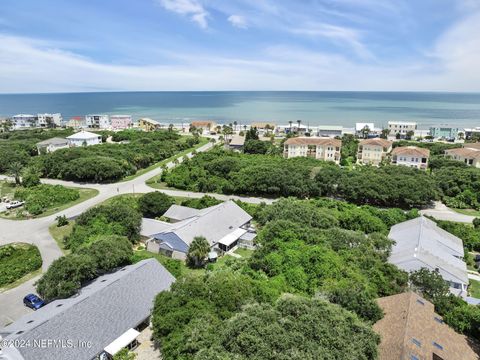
[0,141,274,326]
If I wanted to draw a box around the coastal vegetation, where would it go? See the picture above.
[0,243,42,288]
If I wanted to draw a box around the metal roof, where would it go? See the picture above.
[163,205,200,221]
[66,131,101,140]
[154,232,189,253]
[0,259,175,360]
[36,137,68,146]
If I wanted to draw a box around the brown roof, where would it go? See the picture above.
[251,122,276,129]
[446,147,480,159]
[392,146,430,158]
[284,137,341,147]
[464,142,480,150]
[373,292,480,360]
[359,138,393,147]
[191,120,216,127]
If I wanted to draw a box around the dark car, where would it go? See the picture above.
[23,294,45,310]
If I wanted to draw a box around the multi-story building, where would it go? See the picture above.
[85,114,110,129]
[387,121,417,138]
[66,116,85,129]
[138,118,162,132]
[445,143,480,168]
[429,125,461,140]
[315,125,343,138]
[11,114,37,129]
[110,115,132,130]
[464,127,480,140]
[190,120,217,134]
[355,122,375,137]
[357,138,393,165]
[37,113,62,127]
[284,137,341,164]
[250,122,276,134]
[391,146,430,170]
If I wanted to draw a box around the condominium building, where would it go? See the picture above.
[387,121,417,138]
[445,143,480,168]
[138,118,162,132]
[66,116,85,129]
[11,114,37,129]
[391,146,430,170]
[190,120,217,134]
[37,113,62,127]
[110,115,133,130]
[429,125,461,140]
[464,127,480,140]
[284,137,341,163]
[315,125,343,138]
[85,114,110,129]
[357,138,393,165]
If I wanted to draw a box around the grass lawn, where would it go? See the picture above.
[48,221,75,254]
[0,187,98,220]
[453,208,480,217]
[234,248,254,258]
[469,279,480,298]
[0,268,42,293]
[123,137,209,182]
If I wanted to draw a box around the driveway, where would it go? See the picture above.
[420,201,475,223]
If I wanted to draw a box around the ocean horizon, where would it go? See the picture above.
[1,91,479,129]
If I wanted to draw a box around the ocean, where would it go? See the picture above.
[0,91,479,129]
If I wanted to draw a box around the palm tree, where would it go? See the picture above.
[187,236,210,268]
[168,123,174,132]
[8,162,24,185]
[297,119,302,131]
[289,121,293,132]
[233,121,238,131]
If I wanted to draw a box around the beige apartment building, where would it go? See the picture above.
[284,137,341,164]
[388,121,417,138]
[357,138,393,165]
[391,146,430,170]
[190,120,217,133]
[445,143,480,168]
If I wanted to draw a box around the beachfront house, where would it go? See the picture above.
[388,216,468,298]
[357,138,393,166]
[387,121,417,139]
[355,122,375,137]
[66,130,102,147]
[85,114,110,129]
[110,115,133,130]
[190,120,217,134]
[250,122,276,135]
[11,114,37,129]
[37,113,62,128]
[429,125,461,141]
[391,146,430,169]
[314,125,343,138]
[445,143,480,168]
[146,201,256,259]
[36,137,69,154]
[0,259,175,360]
[373,292,479,360]
[138,118,162,132]
[66,116,85,129]
[464,127,480,140]
[284,137,341,164]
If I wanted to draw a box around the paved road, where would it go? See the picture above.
[420,201,475,223]
[0,140,275,326]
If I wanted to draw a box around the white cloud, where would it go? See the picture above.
[158,0,209,28]
[228,14,247,29]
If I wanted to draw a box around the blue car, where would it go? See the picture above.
[23,294,45,310]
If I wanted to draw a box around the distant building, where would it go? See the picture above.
[138,118,161,132]
[37,113,62,127]
[66,130,102,147]
[11,114,37,129]
[445,143,480,168]
[66,116,85,129]
[85,114,110,129]
[355,122,375,137]
[228,134,246,150]
[373,292,480,360]
[388,216,468,298]
[36,137,69,154]
[0,259,175,360]
[429,126,461,140]
[250,122,276,134]
[391,146,430,170]
[464,127,480,140]
[387,121,417,138]
[314,125,343,138]
[284,137,341,164]
[110,115,133,130]
[190,120,216,134]
[357,138,393,166]
[146,201,255,258]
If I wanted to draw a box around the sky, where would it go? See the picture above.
[0,0,480,93]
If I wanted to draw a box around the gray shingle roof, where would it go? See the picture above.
[0,259,175,360]
[163,205,200,222]
[36,137,68,146]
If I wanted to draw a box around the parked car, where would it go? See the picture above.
[6,200,24,209]
[23,294,45,310]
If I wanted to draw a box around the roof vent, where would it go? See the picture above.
[27,320,34,324]
[56,304,63,307]
[16,331,24,334]
[101,279,107,282]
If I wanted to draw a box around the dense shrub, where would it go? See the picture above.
[180,195,222,209]
[0,243,42,287]
[434,220,480,251]
[138,192,175,218]
[15,184,80,215]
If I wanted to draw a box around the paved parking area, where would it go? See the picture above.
[134,326,162,360]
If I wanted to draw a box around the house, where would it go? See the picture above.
[138,118,161,132]
[110,115,132,130]
[250,122,276,134]
[190,120,216,134]
[388,216,468,298]
[357,138,393,165]
[464,127,480,140]
[445,143,480,168]
[11,114,37,129]
[355,122,375,137]
[283,137,341,164]
[36,137,69,154]
[391,146,430,169]
[37,113,62,128]
[387,121,417,139]
[146,201,256,259]
[373,292,479,360]
[85,114,110,129]
[429,126,461,140]
[66,130,102,147]
[228,135,245,150]
[0,259,175,360]
[66,116,85,129]
[314,125,343,138]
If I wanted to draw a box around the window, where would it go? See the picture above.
[412,338,421,347]
[433,342,444,350]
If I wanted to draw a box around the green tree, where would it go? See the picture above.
[473,218,480,229]
[245,127,259,141]
[138,191,174,218]
[113,349,136,360]
[380,128,390,139]
[8,161,24,185]
[405,130,415,140]
[187,236,210,268]
[409,268,449,301]
[22,167,41,188]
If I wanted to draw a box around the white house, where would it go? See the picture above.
[66,130,102,147]
[11,114,37,129]
[85,114,110,129]
[36,137,69,154]
[387,121,417,139]
[37,113,63,127]
[391,146,430,170]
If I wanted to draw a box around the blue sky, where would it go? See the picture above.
[0,0,479,92]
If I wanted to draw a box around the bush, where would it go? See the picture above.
[0,244,42,287]
[15,184,80,215]
[180,195,222,209]
[78,235,133,273]
[138,192,174,218]
[56,215,69,227]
